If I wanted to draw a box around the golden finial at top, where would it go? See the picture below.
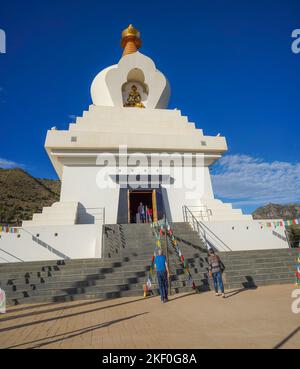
[121,24,142,56]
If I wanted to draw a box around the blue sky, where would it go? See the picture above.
[0,0,299,214]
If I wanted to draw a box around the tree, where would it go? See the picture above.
[287,225,300,248]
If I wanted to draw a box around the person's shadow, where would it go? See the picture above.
[242,276,257,289]
[225,276,258,299]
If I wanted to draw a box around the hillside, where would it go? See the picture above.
[252,203,300,220]
[252,203,300,247]
[0,168,61,225]
[1,168,299,232]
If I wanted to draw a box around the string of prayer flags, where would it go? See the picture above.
[259,218,300,229]
[145,250,157,297]
[165,224,197,290]
[0,226,18,234]
[150,219,166,228]
[145,217,198,296]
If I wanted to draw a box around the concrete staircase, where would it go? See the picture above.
[220,248,297,290]
[0,223,298,305]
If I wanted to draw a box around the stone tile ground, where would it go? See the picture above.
[0,284,299,349]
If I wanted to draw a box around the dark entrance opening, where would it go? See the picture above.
[128,190,153,223]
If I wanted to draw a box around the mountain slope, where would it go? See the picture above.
[252,203,300,247]
[252,203,300,220]
[0,168,61,225]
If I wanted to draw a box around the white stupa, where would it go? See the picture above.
[0,25,288,262]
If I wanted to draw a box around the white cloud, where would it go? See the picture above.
[211,154,300,207]
[0,158,24,169]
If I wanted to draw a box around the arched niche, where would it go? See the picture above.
[92,51,170,108]
[122,68,149,107]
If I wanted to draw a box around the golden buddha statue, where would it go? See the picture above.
[124,85,145,108]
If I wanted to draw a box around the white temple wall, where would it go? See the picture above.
[60,165,120,224]
[162,166,214,222]
[204,220,289,251]
[0,224,101,262]
[59,159,215,224]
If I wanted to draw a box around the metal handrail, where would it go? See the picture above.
[184,205,212,221]
[0,247,24,262]
[183,205,232,252]
[19,228,70,260]
[272,230,287,242]
[94,207,106,259]
[283,228,293,248]
[0,256,11,263]
[102,208,106,226]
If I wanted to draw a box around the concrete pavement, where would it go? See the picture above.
[0,284,299,349]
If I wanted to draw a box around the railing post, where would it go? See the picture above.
[204,229,207,250]
[183,205,231,252]
[284,228,292,248]
[20,227,70,260]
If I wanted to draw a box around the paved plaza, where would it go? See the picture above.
[0,284,299,349]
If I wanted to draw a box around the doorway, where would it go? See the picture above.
[128,190,158,223]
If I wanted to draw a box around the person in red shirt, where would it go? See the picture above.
[146,207,153,223]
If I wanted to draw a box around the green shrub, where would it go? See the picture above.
[287,225,300,248]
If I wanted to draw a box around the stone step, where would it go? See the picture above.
[0,266,208,287]
[3,271,206,294]
[1,264,207,287]
[7,280,206,301]
[6,267,202,284]
[1,265,208,287]
[224,272,295,284]
[219,249,297,259]
[0,255,198,275]
[0,253,195,276]
[225,278,295,290]
[220,255,297,264]
[5,277,206,299]
[220,249,298,257]
[2,222,297,306]
[224,263,295,273]
[5,286,178,305]
[222,260,296,270]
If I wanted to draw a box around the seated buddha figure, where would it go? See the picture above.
[124,85,145,108]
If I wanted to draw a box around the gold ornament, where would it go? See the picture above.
[124,85,145,108]
[121,24,142,56]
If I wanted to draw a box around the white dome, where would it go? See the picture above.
[90,52,170,109]
[90,65,117,107]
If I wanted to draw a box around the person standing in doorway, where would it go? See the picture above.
[146,207,153,223]
[208,249,226,298]
[154,249,170,303]
[137,202,146,223]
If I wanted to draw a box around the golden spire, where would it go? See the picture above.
[121,24,142,56]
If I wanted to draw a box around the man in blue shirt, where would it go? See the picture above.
[154,249,170,303]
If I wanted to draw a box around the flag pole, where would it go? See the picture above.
[164,215,172,296]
